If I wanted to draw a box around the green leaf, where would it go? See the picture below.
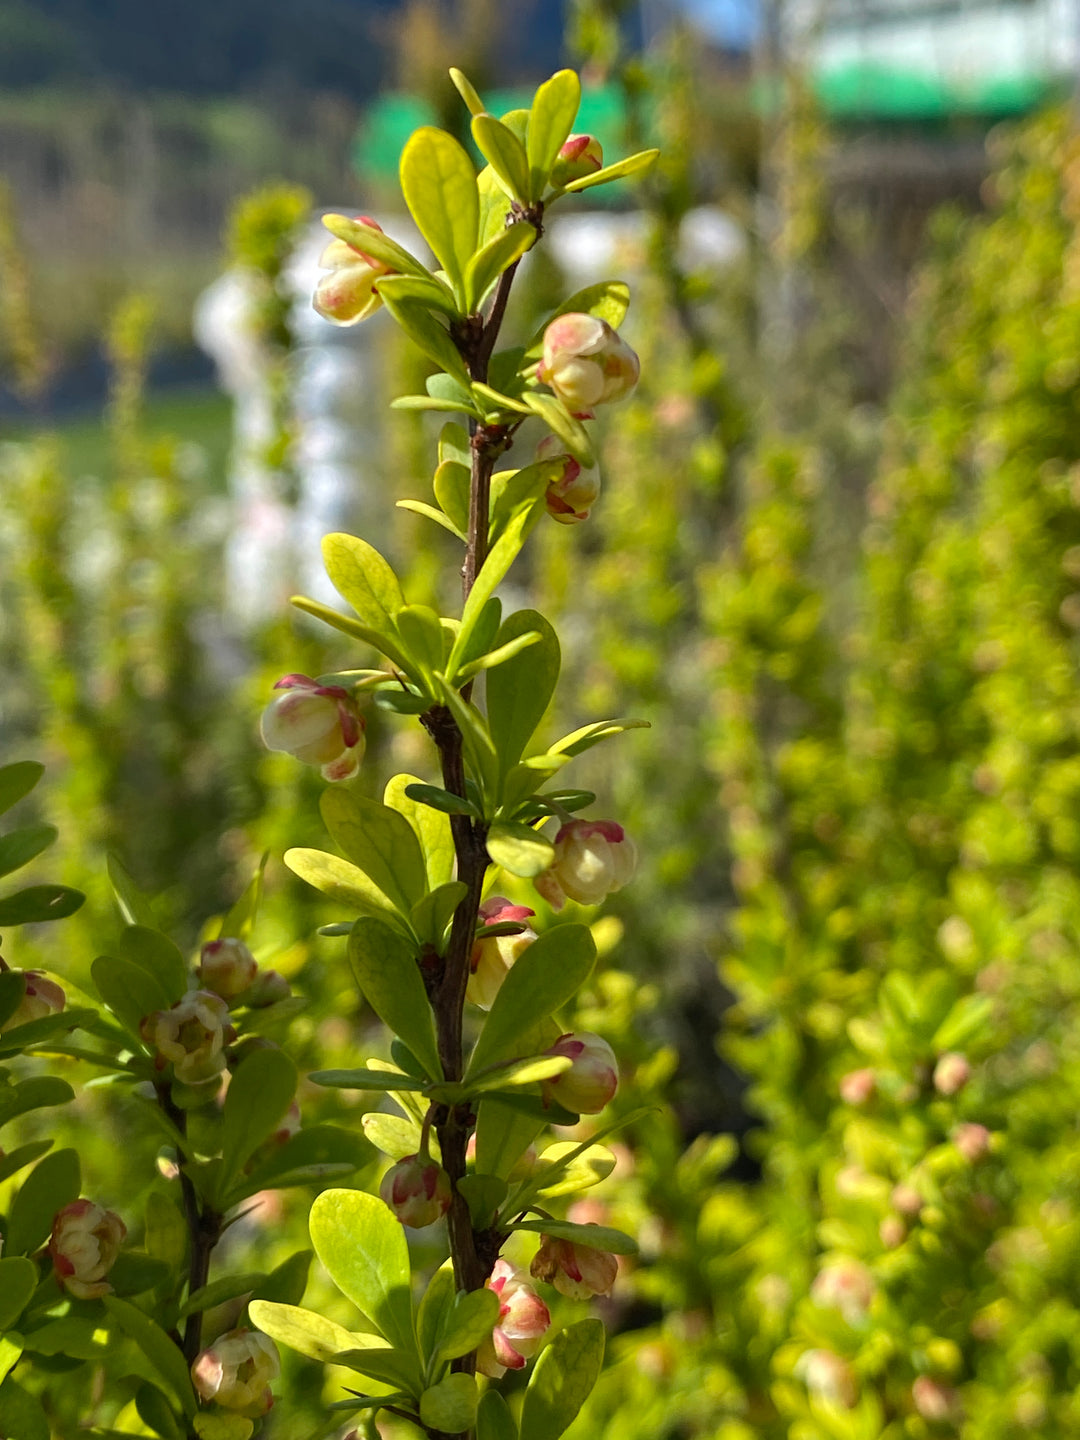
[118,925,189,1004]
[448,496,547,679]
[526,282,631,356]
[348,918,442,1081]
[457,631,543,685]
[322,788,429,917]
[0,884,84,926]
[548,718,650,758]
[363,1112,424,1160]
[135,1381,184,1440]
[309,1188,417,1357]
[321,213,430,278]
[106,853,160,932]
[466,925,596,1079]
[467,1054,570,1094]
[0,968,24,1027]
[392,393,480,416]
[6,1147,80,1255]
[0,1257,37,1330]
[178,1273,267,1320]
[0,1007,99,1060]
[511,1219,637,1254]
[472,114,530,200]
[433,459,471,538]
[450,67,486,116]
[91,953,175,1040]
[0,1338,21,1387]
[420,1374,479,1433]
[0,761,42,816]
[218,1048,298,1198]
[429,372,480,410]
[103,1296,198,1419]
[193,1413,253,1440]
[465,220,536,311]
[455,595,503,674]
[284,848,408,931]
[0,1139,52,1185]
[418,1263,457,1365]
[472,381,535,419]
[486,822,555,879]
[0,1381,48,1440]
[475,1096,547,1181]
[455,1173,508,1229]
[145,1191,187,1270]
[252,1249,313,1307]
[526,69,581,201]
[241,1125,372,1198]
[0,1076,74,1130]
[398,498,467,541]
[489,462,561,543]
[310,1067,426,1092]
[251,1299,378,1362]
[403,784,479,820]
[109,1251,172,1297]
[411,881,469,950]
[519,1319,605,1440]
[322,532,406,629]
[379,282,472,386]
[488,610,561,775]
[218,856,267,941]
[289,594,411,671]
[932,994,995,1052]
[0,823,55,879]
[435,1288,500,1364]
[562,148,659,192]
[395,604,448,679]
[521,391,595,466]
[22,1315,113,1358]
[439,421,471,468]
[400,126,479,292]
[374,271,462,317]
[478,1389,518,1440]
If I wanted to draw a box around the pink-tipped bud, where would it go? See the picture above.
[552,133,604,185]
[879,1214,906,1249]
[538,313,639,411]
[475,1260,550,1379]
[933,1052,971,1096]
[912,1376,960,1423]
[260,673,365,782]
[794,1349,858,1408]
[191,1329,280,1418]
[241,969,291,1008]
[536,434,601,524]
[379,1154,452,1228]
[467,897,537,1009]
[49,1199,126,1299]
[197,938,258,1002]
[533,819,636,910]
[541,1032,618,1114]
[140,991,234,1086]
[530,1235,619,1299]
[0,970,65,1032]
[839,1068,876,1106]
[313,216,395,326]
[810,1258,875,1324]
[953,1122,991,1163]
[891,1183,923,1217]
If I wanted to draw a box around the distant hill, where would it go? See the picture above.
[0,0,567,98]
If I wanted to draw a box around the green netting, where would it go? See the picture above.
[814,61,1057,120]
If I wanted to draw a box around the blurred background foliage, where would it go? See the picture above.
[3,0,1080,1435]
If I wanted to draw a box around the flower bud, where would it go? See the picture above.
[839,1068,875,1106]
[933,1051,971,1096]
[380,1154,452,1228]
[541,1032,618,1114]
[141,991,234,1086]
[810,1258,875,1324]
[313,216,395,326]
[879,1214,906,1249]
[241,969,291,1008]
[953,1122,991,1163]
[551,133,604,186]
[49,1199,126,1299]
[538,314,639,411]
[0,970,65,1032]
[891,1183,923,1217]
[197,938,258,1002]
[534,819,636,910]
[475,1260,550,1379]
[912,1376,959,1423]
[536,435,601,524]
[794,1349,857,1408]
[530,1235,618,1299]
[191,1329,280,1418]
[260,673,365,782]
[467,897,537,1009]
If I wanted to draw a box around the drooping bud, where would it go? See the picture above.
[533,819,636,910]
[538,313,639,411]
[191,1329,280,1418]
[0,969,65,1032]
[933,1052,971,1096]
[475,1260,550,1379]
[197,938,258,1002]
[530,1235,618,1299]
[140,991,234,1086]
[49,1199,126,1299]
[953,1122,991,1163]
[810,1258,875,1324]
[261,673,365,782]
[467,897,537,1009]
[380,1154,452,1228]
[839,1068,875,1106]
[536,435,601,524]
[313,216,395,326]
[241,969,291,1008]
[541,1032,619,1114]
[551,133,604,186]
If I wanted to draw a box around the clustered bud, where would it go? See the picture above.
[810,1258,875,1324]
[140,991,234,1086]
[538,313,639,413]
[552,133,604,186]
[191,1329,280,1418]
[530,1235,618,1299]
[541,1032,619,1114]
[467,897,537,1009]
[475,1260,550,1379]
[953,1122,991,1163]
[839,1068,876,1106]
[534,819,636,910]
[261,673,366,782]
[933,1051,971,1096]
[0,969,65,1032]
[313,216,395,326]
[795,1349,858,1408]
[380,1154,453,1228]
[536,435,601,525]
[197,938,258,1001]
[49,1199,126,1299]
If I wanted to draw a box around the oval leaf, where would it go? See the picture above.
[519,1318,605,1440]
[218,1047,298,1198]
[486,822,555,879]
[309,1188,417,1358]
[348,919,442,1081]
[400,126,479,291]
[488,610,561,775]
